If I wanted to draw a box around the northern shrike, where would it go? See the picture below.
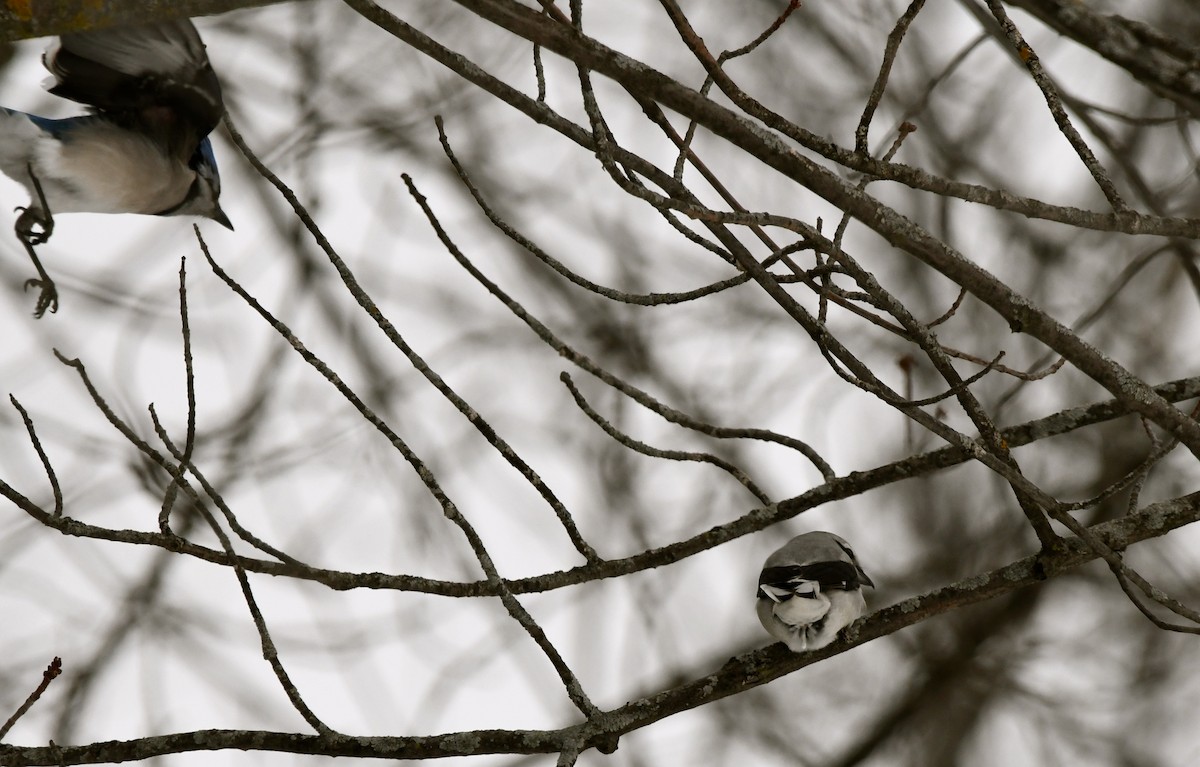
[756,531,874,652]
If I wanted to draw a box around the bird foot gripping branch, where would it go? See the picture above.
[0,18,232,317]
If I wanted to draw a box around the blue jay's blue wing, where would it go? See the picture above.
[44,20,223,162]
[12,112,106,139]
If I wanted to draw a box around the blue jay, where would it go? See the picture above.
[757,531,874,652]
[0,18,231,316]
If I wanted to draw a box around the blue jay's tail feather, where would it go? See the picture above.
[44,20,223,158]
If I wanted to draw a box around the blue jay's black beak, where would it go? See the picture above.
[211,204,233,231]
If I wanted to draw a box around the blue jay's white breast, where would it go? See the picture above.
[33,120,194,215]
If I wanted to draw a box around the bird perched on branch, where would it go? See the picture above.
[0,18,231,316]
[756,531,874,652]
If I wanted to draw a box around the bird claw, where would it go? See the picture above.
[15,206,54,246]
[16,163,56,247]
[16,202,60,316]
[24,276,59,317]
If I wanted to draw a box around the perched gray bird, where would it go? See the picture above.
[756,531,874,652]
[0,18,230,315]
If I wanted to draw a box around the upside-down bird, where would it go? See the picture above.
[0,18,230,315]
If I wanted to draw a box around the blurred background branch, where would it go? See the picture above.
[1,0,1200,765]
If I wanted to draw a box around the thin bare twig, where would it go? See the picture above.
[669,0,801,181]
[1045,502,1200,629]
[150,407,337,735]
[1113,569,1200,634]
[561,372,772,505]
[855,0,928,154]
[982,0,1128,212]
[7,396,62,517]
[48,350,297,566]
[158,256,199,535]
[0,657,62,742]
[224,114,602,566]
[196,228,601,720]
[436,117,751,305]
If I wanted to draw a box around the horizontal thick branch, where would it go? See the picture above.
[0,0,283,40]
[3,490,1197,764]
